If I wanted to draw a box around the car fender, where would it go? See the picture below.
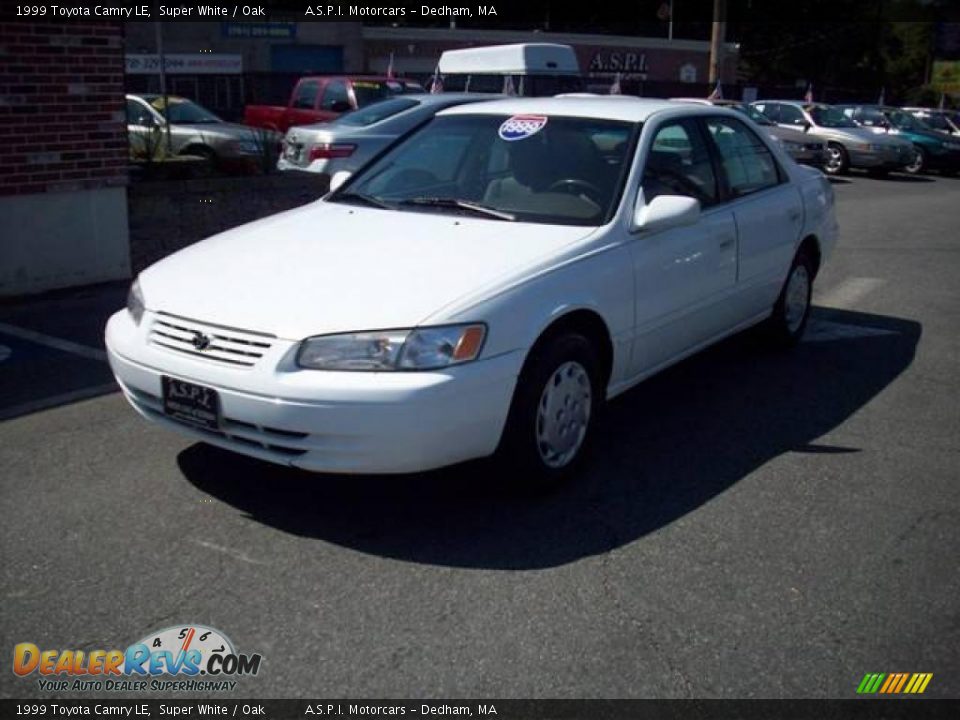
[431,239,635,390]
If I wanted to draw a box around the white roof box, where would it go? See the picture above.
[438,43,580,76]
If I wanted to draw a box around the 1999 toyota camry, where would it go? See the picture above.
[106,97,838,487]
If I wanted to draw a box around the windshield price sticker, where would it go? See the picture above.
[498,115,548,141]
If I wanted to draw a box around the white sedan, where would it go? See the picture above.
[106,97,838,487]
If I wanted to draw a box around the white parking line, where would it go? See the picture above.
[814,277,885,310]
[191,539,268,565]
[0,321,107,362]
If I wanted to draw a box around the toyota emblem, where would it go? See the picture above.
[191,331,211,351]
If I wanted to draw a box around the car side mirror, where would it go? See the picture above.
[329,170,351,193]
[633,193,700,233]
[802,121,811,132]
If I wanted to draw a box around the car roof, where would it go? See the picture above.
[438,96,705,122]
[438,43,580,76]
[401,92,502,106]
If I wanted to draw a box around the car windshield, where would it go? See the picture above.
[731,103,774,125]
[148,97,221,124]
[332,114,637,226]
[807,105,857,128]
[917,113,952,132]
[333,98,420,127]
[886,110,929,132]
[353,80,405,108]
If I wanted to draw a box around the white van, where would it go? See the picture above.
[437,43,584,96]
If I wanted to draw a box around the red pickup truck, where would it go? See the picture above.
[243,76,424,133]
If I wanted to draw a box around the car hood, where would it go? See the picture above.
[139,202,596,340]
[817,126,908,146]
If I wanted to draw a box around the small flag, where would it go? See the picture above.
[429,65,443,94]
[707,80,723,100]
[610,72,622,95]
[503,75,517,96]
[386,52,395,79]
[804,83,814,103]
[878,86,885,105]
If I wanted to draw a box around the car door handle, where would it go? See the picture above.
[787,208,802,221]
[719,236,735,250]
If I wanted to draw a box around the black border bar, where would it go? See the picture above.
[3,699,960,719]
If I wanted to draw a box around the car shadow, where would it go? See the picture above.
[179,307,921,570]
[871,173,935,183]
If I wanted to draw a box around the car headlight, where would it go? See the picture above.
[945,142,960,151]
[297,324,487,371]
[127,279,145,326]
[781,141,804,151]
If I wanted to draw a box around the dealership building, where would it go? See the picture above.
[124,22,740,119]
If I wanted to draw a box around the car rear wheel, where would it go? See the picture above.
[824,143,849,175]
[496,332,601,492]
[905,146,926,174]
[766,248,815,347]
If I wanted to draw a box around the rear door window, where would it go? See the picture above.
[292,81,319,110]
[705,116,782,197]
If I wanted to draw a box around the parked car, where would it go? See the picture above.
[126,94,278,172]
[751,100,914,175]
[671,98,827,168]
[106,97,837,487]
[277,93,499,176]
[835,104,960,175]
[901,107,960,137]
[243,76,422,134]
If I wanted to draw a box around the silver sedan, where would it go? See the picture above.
[126,94,280,173]
[277,94,498,178]
[751,100,915,175]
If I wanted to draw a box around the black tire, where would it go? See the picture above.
[824,143,849,175]
[905,145,926,175]
[495,332,602,492]
[766,248,815,348]
[184,146,218,176]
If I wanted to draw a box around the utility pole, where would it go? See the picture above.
[154,21,172,155]
[709,0,726,85]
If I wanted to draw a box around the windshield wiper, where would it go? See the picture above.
[399,197,516,221]
[333,192,394,210]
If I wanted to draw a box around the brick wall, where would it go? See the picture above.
[0,21,128,197]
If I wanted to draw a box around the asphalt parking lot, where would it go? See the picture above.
[1,171,958,699]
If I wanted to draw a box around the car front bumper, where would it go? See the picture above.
[105,310,522,474]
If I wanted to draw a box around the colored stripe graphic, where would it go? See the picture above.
[858,672,932,694]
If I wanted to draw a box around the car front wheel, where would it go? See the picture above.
[905,146,926,174]
[496,332,601,491]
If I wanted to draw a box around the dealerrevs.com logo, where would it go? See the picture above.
[13,624,263,692]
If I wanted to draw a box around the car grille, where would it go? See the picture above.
[125,386,309,458]
[149,313,274,368]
